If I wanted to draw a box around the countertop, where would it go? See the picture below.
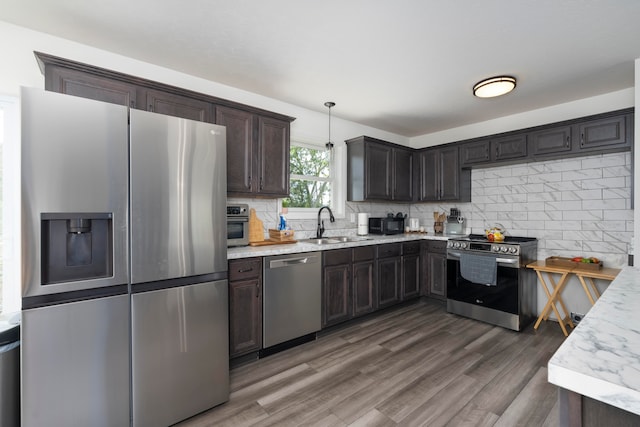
[227,233,451,259]
[547,266,640,415]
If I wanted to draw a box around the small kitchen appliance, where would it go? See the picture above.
[227,203,249,247]
[368,214,405,235]
[445,208,466,235]
[357,213,369,235]
[446,234,538,331]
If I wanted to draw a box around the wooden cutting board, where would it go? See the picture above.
[248,208,265,243]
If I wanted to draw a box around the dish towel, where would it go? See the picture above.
[459,253,497,286]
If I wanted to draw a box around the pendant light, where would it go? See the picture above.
[324,101,335,151]
[473,76,516,98]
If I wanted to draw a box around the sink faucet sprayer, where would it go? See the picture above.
[316,206,335,238]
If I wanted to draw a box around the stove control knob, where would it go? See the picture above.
[500,246,508,253]
[492,245,499,252]
[452,242,458,249]
[509,247,517,254]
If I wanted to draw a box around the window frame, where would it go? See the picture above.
[284,139,344,220]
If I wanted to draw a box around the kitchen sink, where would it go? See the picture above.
[302,236,372,245]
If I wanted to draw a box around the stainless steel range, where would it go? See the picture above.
[446,234,538,331]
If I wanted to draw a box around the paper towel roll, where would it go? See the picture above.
[357,213,369,235]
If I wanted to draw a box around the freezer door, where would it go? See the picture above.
[21,295,130,427]
[131,280,229,427]
[21,87,129,297]
[129,110,227,284]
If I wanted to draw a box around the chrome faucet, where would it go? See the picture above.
[316,206,335,238]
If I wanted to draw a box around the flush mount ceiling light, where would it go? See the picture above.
[473,76,517,98]
[324,101,335,151]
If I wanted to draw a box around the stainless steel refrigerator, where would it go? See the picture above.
[21,87,229,427]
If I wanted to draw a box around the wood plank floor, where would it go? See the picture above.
[177,299,566,427]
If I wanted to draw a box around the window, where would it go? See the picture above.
[284,141,333,210]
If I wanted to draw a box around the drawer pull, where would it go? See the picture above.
[238,268,254,273]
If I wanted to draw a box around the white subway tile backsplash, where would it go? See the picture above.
[235,152,631,269]
[562,169,602,182]
[562,189,602,201]
[544,181,581,192]
[603,166,631,178]
[528,171,564,183]
[581,177,626,190]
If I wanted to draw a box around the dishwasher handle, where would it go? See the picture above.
[268,255,319,269]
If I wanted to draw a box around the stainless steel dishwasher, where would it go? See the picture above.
[263,252,321,348]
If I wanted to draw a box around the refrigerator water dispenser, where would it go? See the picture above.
[41,212,113,284]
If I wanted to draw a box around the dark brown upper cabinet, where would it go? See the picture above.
[460,134,527,167]
[578,114,631,152]
[530,125,572,157]
[42,64,138,108]
[144,89,212,122]
[418,146,470,202]
[346,136,413,202]
[217,107,290,198]
[493,134,528,162]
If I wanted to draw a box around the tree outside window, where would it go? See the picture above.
[283,143,332,208]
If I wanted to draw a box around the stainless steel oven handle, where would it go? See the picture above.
[495,258,518,264]
[447,251,518,265]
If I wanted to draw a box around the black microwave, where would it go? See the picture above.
[368,217,405,235]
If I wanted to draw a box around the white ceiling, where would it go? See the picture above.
[2,0,640,137]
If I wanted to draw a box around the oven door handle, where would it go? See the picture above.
[448,251,518,265]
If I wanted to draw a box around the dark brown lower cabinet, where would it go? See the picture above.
[559,387,640,426]
[229,258,262,357]
[322,249,352,328]
[427,240,447,300]
[323,246,377,328]
[377,243,402,309]
[402,242,421,300]
[352,246,376,317]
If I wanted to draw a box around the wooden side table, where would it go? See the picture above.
[527,261,575,336]
[527,261,621,337]
[574,267,621,305]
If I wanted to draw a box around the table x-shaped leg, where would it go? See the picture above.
[533,270,575,336]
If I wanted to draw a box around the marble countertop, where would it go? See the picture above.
[227,233,451,259]
[548,266,640,415]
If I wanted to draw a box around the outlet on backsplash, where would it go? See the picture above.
[570,312,585,324]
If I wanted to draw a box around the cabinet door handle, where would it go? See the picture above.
[256,283,260,298]
[580,133,585,146]
[238,268,253,273]
[260,177,264,190]
[248,175,252,188]
[566,136,570,148]
[130,100,135,108]
[148,104,154,112]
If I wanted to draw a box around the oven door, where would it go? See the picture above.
[446,251,520,314]
[227,218,248,247]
